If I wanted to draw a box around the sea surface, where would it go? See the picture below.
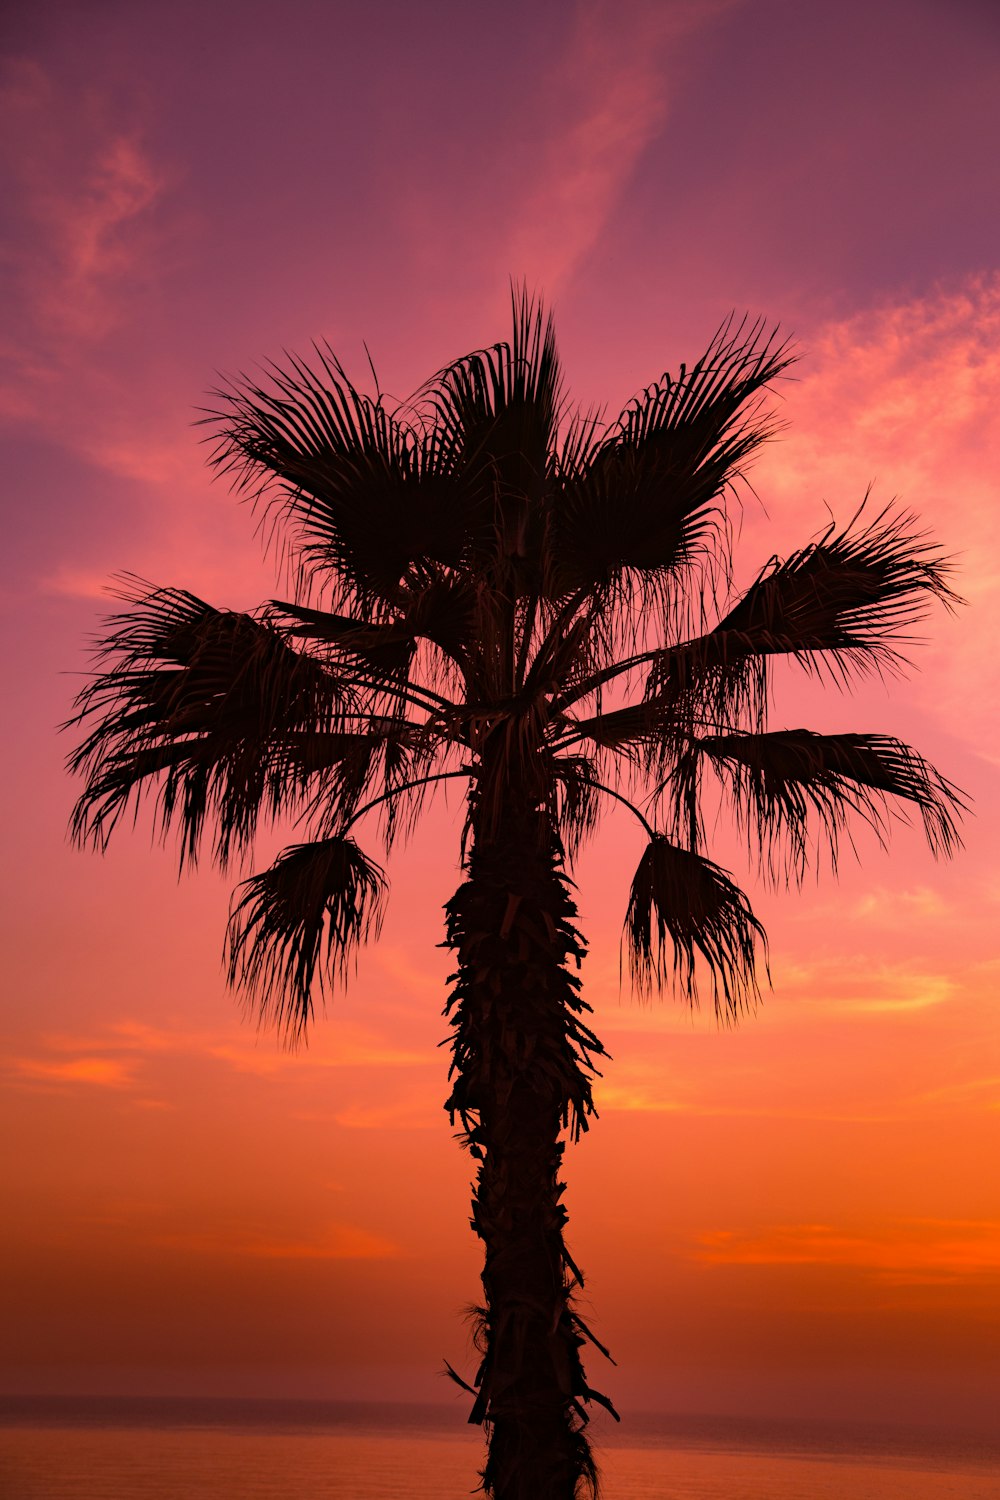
[1,1397,997,1500]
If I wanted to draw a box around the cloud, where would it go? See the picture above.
[0,57,201,539]
[207,1026,427,1075]
[398,0,743,301]
[0,59,169,346]
[469,0,745,294]
[8,1055,134,1088]
[915,1074,1000,1110]
[40,566,127,602]
[588,951,959,1032]
[753,273,1000,753]
[846,886,953,924]
[14,1017,430,1095]
[771,956,956,1018]
[695,1219,1000,1284]
[599,1082,686,1113]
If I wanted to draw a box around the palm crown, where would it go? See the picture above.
[67,290,964,1500]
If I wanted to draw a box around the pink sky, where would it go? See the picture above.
[1,0,998,1430]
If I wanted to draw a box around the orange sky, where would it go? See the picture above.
[1,0,998,1430]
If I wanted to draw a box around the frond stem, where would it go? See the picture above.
[575,773,657,840]
[550,711,719,754]
[347,667,459,718]
[341,767,476,833]
[553,644,677,712]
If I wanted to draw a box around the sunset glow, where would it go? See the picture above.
[1,0,998,1432]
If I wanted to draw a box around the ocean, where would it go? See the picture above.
[1,1398,997,1500]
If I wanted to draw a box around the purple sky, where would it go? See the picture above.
[2,0,998,1426]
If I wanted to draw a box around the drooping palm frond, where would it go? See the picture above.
[546,317,794,603]
[67,580,361,866]
[203,350,472,614]
[227,835,387,1037]
[624,835,767,1016]
[667,729,965,884]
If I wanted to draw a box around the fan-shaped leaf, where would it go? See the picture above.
[418,284,563,579]
[712,503,959,679]
[204,352,472,611]
[624,835,766,1016]
[674,729,965,883]
[67,582,356,865]
[227,836,387,1037]
[548,317,793,597]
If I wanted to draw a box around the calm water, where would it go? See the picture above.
[1,1399,997,1500]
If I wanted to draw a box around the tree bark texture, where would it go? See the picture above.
[444,798,614,1499]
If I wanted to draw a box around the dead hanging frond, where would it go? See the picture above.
[226,835,387,1039]
[624,835,767,1018]
[676,728,966,884]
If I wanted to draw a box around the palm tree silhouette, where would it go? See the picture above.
[67,290,964,1499]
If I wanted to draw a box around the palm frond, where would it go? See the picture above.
[227,835,387,1038]
[417,283,564,579]
[272,600,415,673]
[548,754,603,859]
[624,835,767,1017]
[559,501,959,735]
[670,729,966,884]
[67,580,364,866]
[202,350,471,613]
[273,570,477,676]
[546,316,794,601]
[569,700,669,752]
[711,502,960,681]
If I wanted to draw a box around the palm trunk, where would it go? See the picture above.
[444,796,614,1499]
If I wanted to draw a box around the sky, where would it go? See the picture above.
[1,0,999,1432]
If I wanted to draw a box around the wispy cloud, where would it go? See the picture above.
[329,1095,439,1131]
[754,273,1000,753]
[394,0,741,304]
[8,1055,134,1088]
[502,4,663,287]
[0,56,205,548]
[914,1074,1000,1110]
[598,1082,687,1114]
[501,0,743,292]
[773,956,957,1018]
[206,1026,427,1075]
[590,951,960,1031]
[6,1017,430,1098]
[695,1218,1000,1284]
[846,886,954,924]
[1,59,169,347]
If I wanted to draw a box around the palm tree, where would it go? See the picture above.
[66,291,964,1500]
